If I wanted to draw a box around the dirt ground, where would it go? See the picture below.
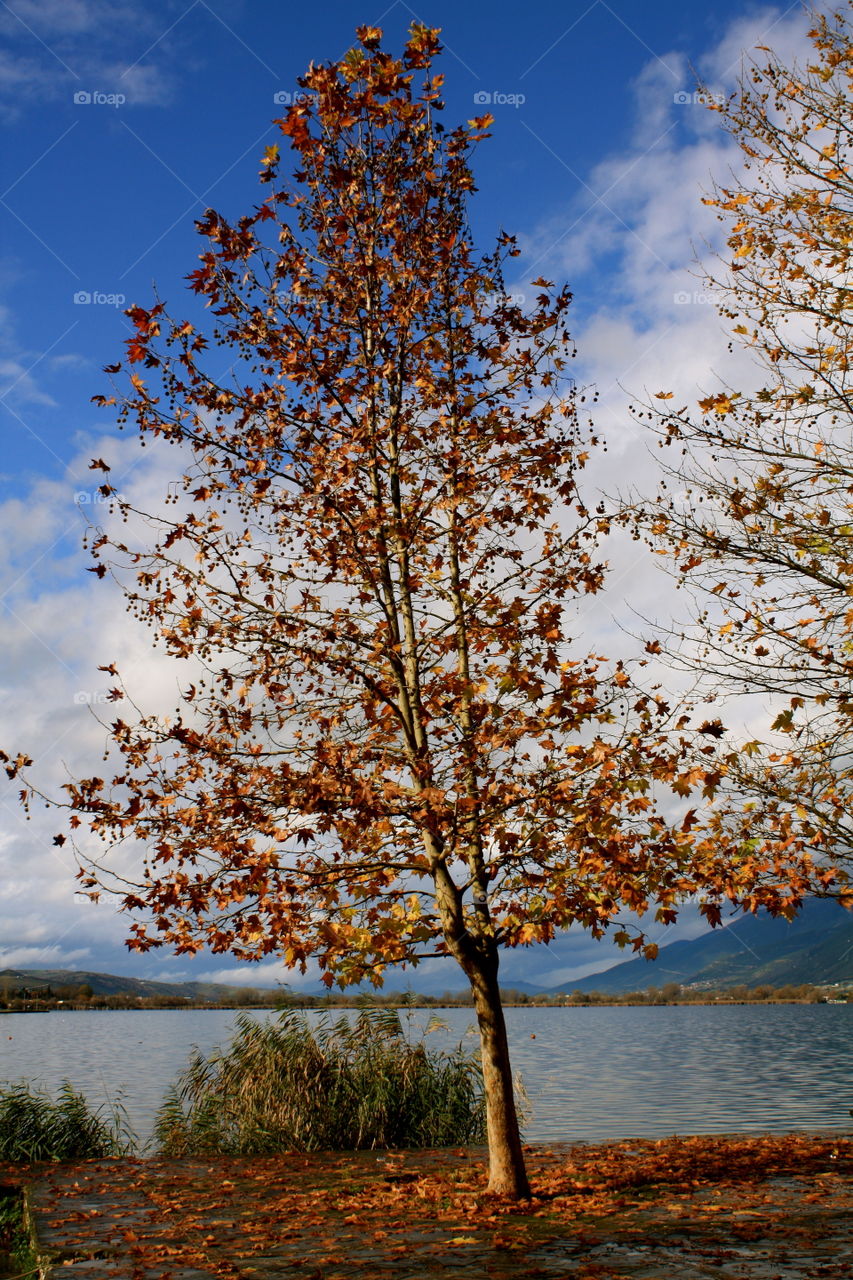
[11,1131,853,1278]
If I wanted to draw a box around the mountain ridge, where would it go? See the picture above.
[556,899,853,994]
[0,968,251,1002]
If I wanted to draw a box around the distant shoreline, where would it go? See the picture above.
[1,993,848,1013]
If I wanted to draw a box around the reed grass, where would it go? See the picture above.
[0,1081,135,1162]
[154,1007,486,1155]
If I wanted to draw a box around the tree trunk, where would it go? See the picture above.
[467,952,531,1198]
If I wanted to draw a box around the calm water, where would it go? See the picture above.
[0,1004,850,1148]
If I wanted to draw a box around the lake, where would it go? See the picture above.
[0,1004,850,1149]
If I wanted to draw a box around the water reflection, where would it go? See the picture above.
[0,1003,849,1146]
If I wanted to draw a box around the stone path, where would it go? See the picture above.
[11,1134,852,1278]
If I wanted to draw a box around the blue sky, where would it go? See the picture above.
[0,0,814,989]
[2,0,795,482]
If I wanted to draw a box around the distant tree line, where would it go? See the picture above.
[0,980,846,1012]
[534,982,841,1005]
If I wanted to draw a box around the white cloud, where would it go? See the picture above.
[0,944,91,968]
[699,6,812,88]
[0,430,212,975]
[0,357,59,409]
[0,1,182,114]
[4,0,112,35]
[629,51,687,148]
[106,61,174,108]
[0,47,50,100]
[505,6,814,694]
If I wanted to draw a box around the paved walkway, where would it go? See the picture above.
[12,1133,853,1278]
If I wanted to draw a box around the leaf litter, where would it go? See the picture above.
[8,1132,852,1278]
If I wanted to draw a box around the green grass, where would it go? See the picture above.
[0,1081,135,1163]
[0,1187,37,1279]
[155,1006,486,1156]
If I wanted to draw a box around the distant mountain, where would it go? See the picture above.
[492,980,549,995]
[0,968,252,1002]
[5,899,851,1002]
[555,899,853,994]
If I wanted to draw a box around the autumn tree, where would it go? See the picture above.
[3,25,835,1197]
[636,4,853,893]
